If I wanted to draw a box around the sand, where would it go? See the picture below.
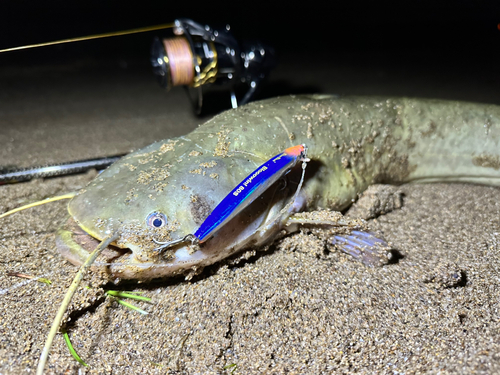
[1,61,500,374]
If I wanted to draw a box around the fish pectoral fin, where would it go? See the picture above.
[330,230,393,267]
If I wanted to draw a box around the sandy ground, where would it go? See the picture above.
[1,60,500,374]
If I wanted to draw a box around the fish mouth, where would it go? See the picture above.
[55,216,216,280]
[56,216,131,270]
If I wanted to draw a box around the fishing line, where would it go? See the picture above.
[162,37,196,86]
[0,23,174,53]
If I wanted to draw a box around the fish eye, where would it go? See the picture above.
[146,212,167,228]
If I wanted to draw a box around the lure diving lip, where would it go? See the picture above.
[154,144,308,251]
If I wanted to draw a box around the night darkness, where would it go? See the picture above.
[1,1,499,105]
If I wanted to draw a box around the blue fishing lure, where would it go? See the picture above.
[154,144,308,250]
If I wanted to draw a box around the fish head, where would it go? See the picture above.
[61,138,295,279]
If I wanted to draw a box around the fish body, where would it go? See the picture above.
[58,95,500,279]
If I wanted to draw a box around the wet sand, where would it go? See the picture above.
[1,61,500,374]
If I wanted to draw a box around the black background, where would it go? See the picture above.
[0,0,499,105]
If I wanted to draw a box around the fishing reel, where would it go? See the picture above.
[151,18,276,114]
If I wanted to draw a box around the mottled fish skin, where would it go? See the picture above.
[61,95,500,279]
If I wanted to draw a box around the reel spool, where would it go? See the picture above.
[151,18,276,114]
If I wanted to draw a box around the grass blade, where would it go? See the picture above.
[113,298,149,315]
[106,290,152,302]
[62,331,88,367]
